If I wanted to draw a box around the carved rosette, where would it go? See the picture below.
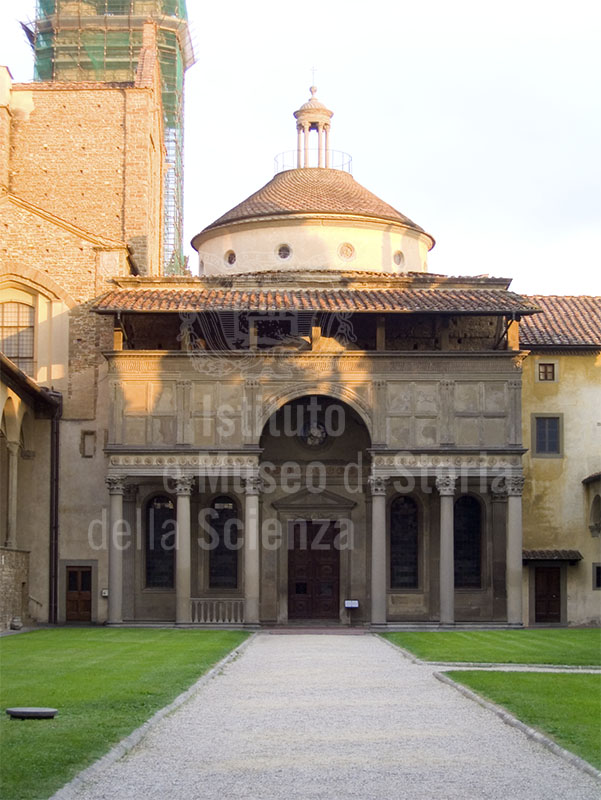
[105,476,126,495]
[435,474,457,496]
[175,476,194,496]
[244,475,263,496]
[368,476,388,496]
[505,475,525,497]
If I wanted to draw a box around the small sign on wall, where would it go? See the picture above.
[344,599,359,608]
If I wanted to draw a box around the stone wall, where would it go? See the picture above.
[9,84,163,276]
[0,547,30,631]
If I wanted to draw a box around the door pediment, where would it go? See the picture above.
[273,487,356,512]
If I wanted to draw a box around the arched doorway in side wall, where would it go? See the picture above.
[259,395,371,624]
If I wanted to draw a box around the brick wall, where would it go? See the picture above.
[9,83,163,276]
[0,547,30,631]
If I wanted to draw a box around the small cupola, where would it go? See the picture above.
[293,87,334,168]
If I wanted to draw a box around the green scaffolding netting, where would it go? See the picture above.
[32,0,190,273]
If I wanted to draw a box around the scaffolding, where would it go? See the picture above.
[25,1,195,275]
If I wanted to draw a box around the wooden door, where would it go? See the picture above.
[288,522,340,620]
[66,567,92,622]
[534,566,561,623]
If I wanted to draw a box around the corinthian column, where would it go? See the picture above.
[436,474,456,625]
[369,476,388,625]
[175,476,194,624]
[106,476,126,625]
[505,475,525,626]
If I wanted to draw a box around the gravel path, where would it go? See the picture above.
[58,633,600,800]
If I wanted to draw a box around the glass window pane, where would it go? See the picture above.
[146,495,175,588]
[390,496,419,589]
[209,495,239,589]
[454,496,481,588]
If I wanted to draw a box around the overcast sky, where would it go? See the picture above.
[2,0,600,295]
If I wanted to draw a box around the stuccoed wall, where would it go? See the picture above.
[195,218,431,275]
[522,351,601,625]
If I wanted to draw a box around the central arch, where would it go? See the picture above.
[259,394,371,624]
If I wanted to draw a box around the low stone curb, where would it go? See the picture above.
[434,671,601,782]
[49,633,257,800]
[378,637,601,672]
[428,661,600,671]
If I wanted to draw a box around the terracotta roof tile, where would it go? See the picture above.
[522,549,583,561]
[520,296,601,347]
[197,168,430,238]
[94,287,537,315]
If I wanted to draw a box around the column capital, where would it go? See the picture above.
[175,476,194,496]
[435,474,457,496]
[244,475,263,496]
[105,475,126,495]
[505,475,525,497]
[368,476,388,496]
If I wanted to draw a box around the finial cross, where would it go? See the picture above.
[311,66,317,85]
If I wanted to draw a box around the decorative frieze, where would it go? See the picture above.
[373,453,522,470]
[108,453,259,469]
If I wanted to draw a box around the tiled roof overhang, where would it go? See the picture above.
[93,287,539,315]
[522,549,583,562]
[520,295,601,348]
[0,353,61,416]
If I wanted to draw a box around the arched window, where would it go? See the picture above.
[208,496,240,589]
[390,496,419,589]
[146,495,176,588]
[0,302,35,375]
[454,496,482,588]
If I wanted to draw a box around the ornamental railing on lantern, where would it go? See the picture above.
[190,597,245,625]
[274,149,352,174]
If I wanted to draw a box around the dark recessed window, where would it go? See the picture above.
[209,496,240,589]
[390,496,419,589]
[538,363,555,381]
[225,250,236,266]
[277,244,291,260]
[535,416,561,455]
[146,495,175,588]
[593,564,601,590]
[454,495,482,589]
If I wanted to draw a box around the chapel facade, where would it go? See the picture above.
[1,33,599,629]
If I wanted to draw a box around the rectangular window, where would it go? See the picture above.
[533,415,562,456]
[594,564,601,590]
[538,363,555,381]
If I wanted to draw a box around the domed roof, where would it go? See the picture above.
[295,86,331,114]
[197,168,430,239]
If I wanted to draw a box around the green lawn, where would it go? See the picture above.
[447,671,601,770]
[0,628,248,800]
[383,629,601,665]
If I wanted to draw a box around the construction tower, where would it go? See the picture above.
[23,1,195,275]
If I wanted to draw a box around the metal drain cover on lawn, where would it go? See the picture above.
[6,707,58,719]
